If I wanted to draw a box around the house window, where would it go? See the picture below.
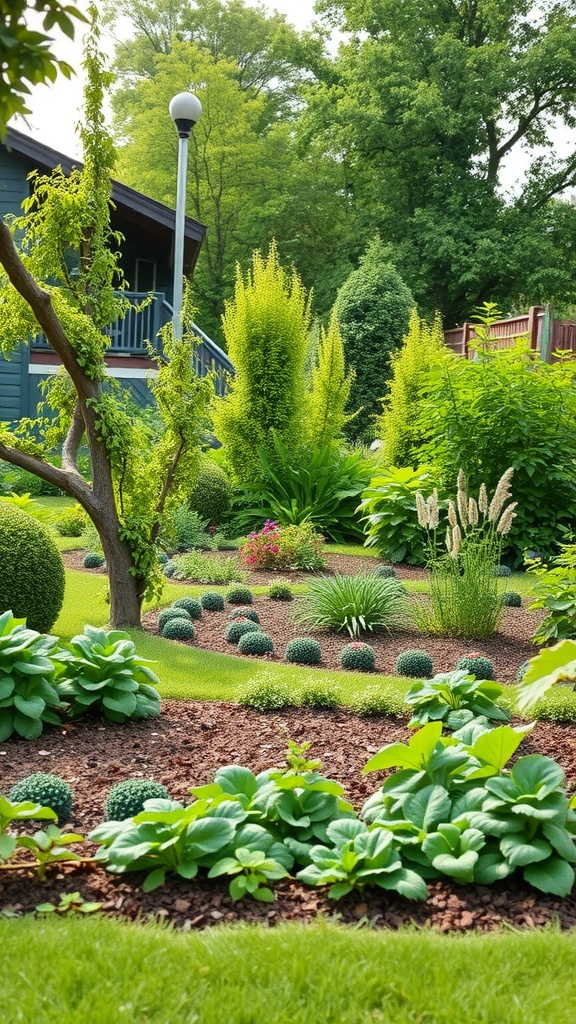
[135,259,156,293]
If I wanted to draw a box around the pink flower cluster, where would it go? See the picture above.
[240,521,289,570]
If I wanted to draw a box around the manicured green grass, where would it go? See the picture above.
[34,495,77,511]
[1,916,575,1024]
[325,541,380,558]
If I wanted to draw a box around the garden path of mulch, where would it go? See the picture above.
[2,701,576,933]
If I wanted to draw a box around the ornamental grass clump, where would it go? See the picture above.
[294,572,408,638]
[414,468,517,638]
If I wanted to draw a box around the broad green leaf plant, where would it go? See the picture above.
[405,669,510,731]
[0,610,64,741]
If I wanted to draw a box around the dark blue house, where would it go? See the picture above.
[0,128,233,423]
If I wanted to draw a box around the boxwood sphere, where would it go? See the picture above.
[0,503,65,632]
[238,631,274,655]
[172,596,202,619]
[9,773,73,823]
[285,638,322,665]
[200,591,225,611]
[501,591,522,607]
[158,606,192,631]
[395,649,434,679]
[268,582,293,601]
[225,619,261,644]
[374,565,398,579]
[105,779,170,820]
[457,654,495,680]
[339,642,376,671]
[228,607,260,623]
[227,586,254,605]
[162,617,195,640]
[83,551,105,569]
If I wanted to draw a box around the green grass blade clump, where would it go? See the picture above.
[294,572,408,638]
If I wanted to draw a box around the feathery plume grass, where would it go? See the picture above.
[488,468,514,522]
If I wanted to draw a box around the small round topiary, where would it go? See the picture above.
[374,565,398,579]
[162,617,195,641]
[162,560,178,578]
[225,619,261,644]
[395,649,434,679]
[9,773,73,823]
[238,631,274,656]
[172,596,202,619]
[156,550,169,565]
[227,585,254,605]
[501,591,522,607]
[200,591,225,612]
[158,606,192,631]
[495,564,512,578]
[457,653,495,681]
[339,642,376,672]
[187,458,233,526]
[83,552,105,569]
[268,582,293,601]
[228,607,260,623]
[285,637,322,666]
[105,779,170,821]
[0,503,65,632]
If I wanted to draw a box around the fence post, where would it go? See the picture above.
[462,322,470,358]
[527,306,541,351]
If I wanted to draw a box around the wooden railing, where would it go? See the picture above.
[444,306,576,362]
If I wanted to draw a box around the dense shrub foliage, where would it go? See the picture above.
[360,465,440,565]
[105,780,170,821]
[0,503,65,632]
[187,458,233,526]
[9,773,73,824]
[239,520,326,571]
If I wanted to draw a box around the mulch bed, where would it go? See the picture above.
[12,548,569,933]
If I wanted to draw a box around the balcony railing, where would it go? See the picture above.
[32,291,235,395]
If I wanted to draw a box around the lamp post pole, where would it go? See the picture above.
[169,91,202,341]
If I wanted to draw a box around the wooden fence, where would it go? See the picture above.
[443,306,576,362]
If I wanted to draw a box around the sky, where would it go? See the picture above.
[12,0,321,158]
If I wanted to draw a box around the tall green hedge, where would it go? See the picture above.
[0,503,65,632]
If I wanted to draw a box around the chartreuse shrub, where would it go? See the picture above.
[359,465,440,565]
[0,503,65,632]
[396,649,434,679]
[294,572,407,638]
[187,457,233,526]
[300,681,341,709]
[176,551,246,585]
[54,505,86,537]
[105,780,170,821]
[9,773,73,823]
[0,610,63,740]
[405,670,509,730]
[55,626,161,723]
[350,685,406,718]
[306,309,355,448]
[237,671,294,711]
[516,639,576,715]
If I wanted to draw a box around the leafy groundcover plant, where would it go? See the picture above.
[294,572,407,638]
[405,669,510,730]
[0,610,63,740]
[527,545,576,645]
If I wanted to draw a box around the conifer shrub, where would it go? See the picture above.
[162,560,178,578]
[456,653,495,681]
[228,607,260,623]
[162,618,195,641]
[237,631,274,655]
[339,642,376,672]
[227,586,254,605]
[83,552,105,569]
[285,638,322,665]
[105,779,170,821]
[200,592,225,612]
[225,619,261,644]
[495,564,512,578]
[0,503,65,632]
[374,565,398,579]
[172,596,202,619]
[395,649,434,679]
[156,551,169,565]
[501,591,522,607]
[157,607,192,631]
[9,773,73,823]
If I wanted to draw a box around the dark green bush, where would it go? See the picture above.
[188,458,233,526]
[225,619,261,644]
[268,582,293,601]
[0,503,65,632]
[395,649,434,679]
[9,773,73,823]
[105,779,170,821]
[156,551,169,565]
[200,591,225,612]
[83,552,105,569]
[157,607,192,631]
[456,654,495,681]
[228,607,260,623]
[227,586,254,605]
[374,565,398,579]
[162,618,195,640]
[285,638,322,665]
[237,631,274,655]
[172,596,202,619]
[501,591,522,607]
[339,642,376,672]
[495,564,512,578]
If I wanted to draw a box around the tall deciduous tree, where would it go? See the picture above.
[0,10,210,627]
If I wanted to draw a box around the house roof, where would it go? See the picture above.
[3,127,206,272]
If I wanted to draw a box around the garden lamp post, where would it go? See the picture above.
[169,91,202,341]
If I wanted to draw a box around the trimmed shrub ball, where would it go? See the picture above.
[0,503,65,632]
[457,653,495,681]
[501,591,522,607]
[156,550,169,565]
[395,649,434,679]
[238,631,274,655]
[105,779,170,821]
[227,585,254,605]
[162,560,178,578]
[83,552,105,569]
[158,607,192,631]
[285,638,322,666]
[187,458,233,526]
[228,607,260,623]
[374,565,398,579]
[339,642,376,672]
[9,773,73,823]
[268,582,293,601]
[172,596,202,619]
[495,564,512,578]
[200,591,225,612]
[225,619,261,644]
[162,617,195,640]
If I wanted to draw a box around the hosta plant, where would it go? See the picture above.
[527,545,576,645]
[55,626,161,723]
[405,670,509,730]
[0,795,57,864]
[0,610,64,741]
[207,824,292,902]
[359,465,440,565]
[294,572,407,638]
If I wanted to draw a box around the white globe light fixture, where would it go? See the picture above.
[169,91,202,341]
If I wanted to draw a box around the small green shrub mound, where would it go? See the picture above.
[495,564,512,578]
[237,673,294,711]
[54,505,86,537]
[227,585,254,605]
[200,591,225,612]
[0,503,65,632]
[225,619,261,644]
[350,685,405,717]
[285,637,322,665]
[156,550,169,565]
[9,773,73,823]
[157,607,192,631]
[501,591,522,607]
[268,582,293,601]
[374,565,398,579]
[395,649,434,679]
[228,607,260,623]
[162,618,195,641]
[339,642,376,672]
[238,631,274,655]
[300,683,341,709]
[105,779,170,821]
[162,560,178,578]
[172,596,202,619]
[456,654,495,680]
[83,552,105,569]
